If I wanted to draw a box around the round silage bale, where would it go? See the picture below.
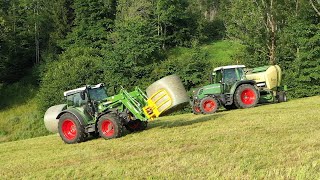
[44,104,67,133]
[146,74,189,115]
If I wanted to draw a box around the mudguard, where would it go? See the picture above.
[56,108,86,126]
[230,80,257,95]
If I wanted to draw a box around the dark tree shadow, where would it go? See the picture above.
[0,83,37,111]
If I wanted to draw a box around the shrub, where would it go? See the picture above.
[38,47,106,112]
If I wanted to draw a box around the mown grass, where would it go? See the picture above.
[0,96,319,179]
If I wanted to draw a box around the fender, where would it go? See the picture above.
[230,80,257,95]
[56,108,86,126]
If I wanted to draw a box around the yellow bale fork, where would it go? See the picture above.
[143,89,172,120]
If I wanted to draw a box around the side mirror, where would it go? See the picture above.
[80,91,86,100]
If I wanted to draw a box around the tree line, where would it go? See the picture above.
[0,0,319,111]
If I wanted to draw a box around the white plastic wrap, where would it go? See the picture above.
[146,74,189,114]
[44,104,67,133]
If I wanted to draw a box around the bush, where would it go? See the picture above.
[150,47,211,91]
[38,47,106,112]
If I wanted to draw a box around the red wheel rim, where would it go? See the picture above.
[101,120,115,137]
[202,100,216,112]
[194,106,201,113]
[62,119,77,140]
[241,88,256,105]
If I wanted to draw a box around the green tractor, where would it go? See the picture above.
[44,83,172,144]
[191,65,287,114]
[44,75,189,144]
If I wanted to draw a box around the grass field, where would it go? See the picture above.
[0,96,319,179]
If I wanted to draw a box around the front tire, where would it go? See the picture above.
[200,96,218,114]
[58,113,85,144]
[234,84,259,109]
[98,113,123,139]
[192,104,201,115]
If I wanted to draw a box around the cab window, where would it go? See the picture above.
[223,68,237,82]
[214,70,223,83]
[66,92,87,107]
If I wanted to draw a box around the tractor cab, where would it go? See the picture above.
[63,83,107,116]
[211,65,246,92]
[192,64,257,114]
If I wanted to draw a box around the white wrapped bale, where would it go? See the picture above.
[44,104,67,133]
[146,74,189,115]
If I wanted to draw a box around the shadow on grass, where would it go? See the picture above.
[149,113,224,129]
[66,114,224,143]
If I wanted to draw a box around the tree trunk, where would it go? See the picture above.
[310,0,320,17]
[267,0,276,65]
[34,0,40,64]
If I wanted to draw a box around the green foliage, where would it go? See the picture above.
[152,47,210,90]
[62,0,116,49]
[222,0,320,97]
[38,47,106,111]
[109,0,161,90]
[278,18,320,98]
[154,0,196,48]
[222,0,270,66]
[187,0,226,42]
[151,40,240,92]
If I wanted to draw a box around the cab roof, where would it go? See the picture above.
[63,83,104,97]
[213,65,245,71]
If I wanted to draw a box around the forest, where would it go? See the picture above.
[0,0,319,111]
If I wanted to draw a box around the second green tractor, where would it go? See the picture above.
[191,65,287,114]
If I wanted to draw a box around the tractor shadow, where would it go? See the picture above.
[148,113,224,129]
[84,114,224,141]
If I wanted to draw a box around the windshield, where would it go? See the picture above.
[223,68,237,82]
[88,87,108,101]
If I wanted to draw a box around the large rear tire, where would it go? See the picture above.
[98,113,123,139]
[200,96,218,114]
[125,120,148,132]
[58,113,85,144]
[234,84,259,109]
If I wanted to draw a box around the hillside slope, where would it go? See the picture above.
[0,96,319,179]
[167,40,242,67]
[0,82,48,142]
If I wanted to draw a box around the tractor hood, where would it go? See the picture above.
[193,84,222,99]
